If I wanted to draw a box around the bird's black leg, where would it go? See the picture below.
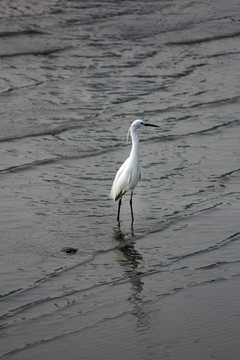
[117,196,122,222]
[130,191,134,222]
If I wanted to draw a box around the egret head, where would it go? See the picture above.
[127,119,158,141]
[131,119,159,129]
[131,119,145,129]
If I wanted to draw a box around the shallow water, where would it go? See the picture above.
[0,1,240,359]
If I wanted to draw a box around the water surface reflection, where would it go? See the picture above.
[113,225,150,332]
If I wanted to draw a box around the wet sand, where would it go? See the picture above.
[0,1,240,359]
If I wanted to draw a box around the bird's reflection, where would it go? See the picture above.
[113,223,149,331]
[113,224,143,275]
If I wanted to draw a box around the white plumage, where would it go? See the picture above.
[110,119,158,222]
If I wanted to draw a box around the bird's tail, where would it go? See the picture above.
[110,181,122,201]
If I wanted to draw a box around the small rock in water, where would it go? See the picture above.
[61,247,78,254]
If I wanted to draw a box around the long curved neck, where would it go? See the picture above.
[129,127,140,166]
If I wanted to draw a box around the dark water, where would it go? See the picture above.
[0,1,240,359]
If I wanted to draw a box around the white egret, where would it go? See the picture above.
[110,119,158,222]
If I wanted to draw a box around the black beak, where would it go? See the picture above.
[144,123,159,127]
